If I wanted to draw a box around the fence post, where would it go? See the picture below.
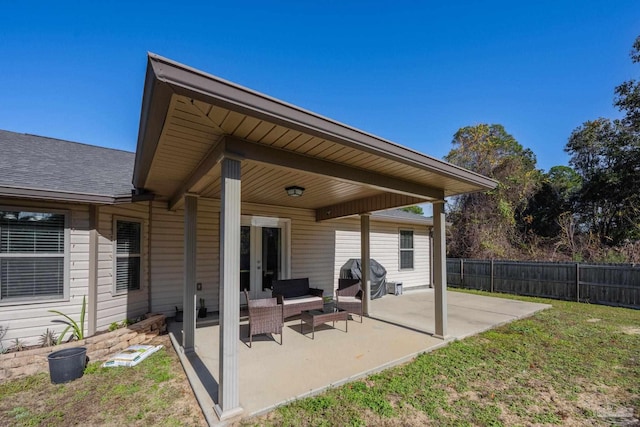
[490,259,494,293]
[576,263,580,302]
[460,258,464,287]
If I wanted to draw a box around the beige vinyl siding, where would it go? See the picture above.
[242,202,336,293]
[96,203,150,331]
[149,199,430,317]
[150,200,339,316]
[333,218,431,291]
[0,199,89,346]
[149,199,220,316]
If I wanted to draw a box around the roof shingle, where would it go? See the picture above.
[0,130,134,198]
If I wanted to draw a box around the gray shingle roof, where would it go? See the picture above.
[0,129,134,199]
[372,209,433,225]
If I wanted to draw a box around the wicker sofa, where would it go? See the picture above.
[272,278,324,319]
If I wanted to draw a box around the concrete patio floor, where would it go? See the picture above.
[168,289,550,425]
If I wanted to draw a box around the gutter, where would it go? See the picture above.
[0,186,152,206]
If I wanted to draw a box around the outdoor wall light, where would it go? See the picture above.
[285,186,305,197]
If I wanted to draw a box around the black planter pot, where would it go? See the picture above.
[198,307,207,318]
[47,347,88,384]
[175,306,183,322]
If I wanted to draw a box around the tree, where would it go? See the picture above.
[400,205,424,215]
[614,36,640,131]
[445,124,542,258]
[566,118,640,245]
[565,36,640,247]
[521,165,581,238]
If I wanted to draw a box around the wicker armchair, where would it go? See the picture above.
[336,278,363,322]
[244,290,283,347]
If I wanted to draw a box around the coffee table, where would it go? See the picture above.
[300,303,348,339]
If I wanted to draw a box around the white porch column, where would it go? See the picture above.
[182,194,198,352]
[433,201,448,339]
[216,157,243,419]
[360,213,371,316]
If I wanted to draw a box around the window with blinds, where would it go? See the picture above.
[0,210,66,300]
[399,229,414,270]
[115,220,141,293]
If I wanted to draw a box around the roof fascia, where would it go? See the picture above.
[144,53,497,193]
[133,56,176,189]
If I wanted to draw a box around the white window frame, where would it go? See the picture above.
[399,228,414,271]
[112,217,143,295]
[0,206,70,305]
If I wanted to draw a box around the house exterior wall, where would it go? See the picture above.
[96,203,150,330]
[0,198,150,347]
[1,196,432,346]
[149,200,220,318]
[333,218,431,290]
[149,199,431,317]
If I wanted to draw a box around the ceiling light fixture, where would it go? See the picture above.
[285,186,305,197]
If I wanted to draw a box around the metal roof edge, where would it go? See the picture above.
[0,186,118,205]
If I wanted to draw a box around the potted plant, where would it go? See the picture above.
[47,296,88,383]
[198,298,207,318]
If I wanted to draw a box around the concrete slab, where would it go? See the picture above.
[371,289,550,339]
[168,289,550,425]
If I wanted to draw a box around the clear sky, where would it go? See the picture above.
[1,1,638,173]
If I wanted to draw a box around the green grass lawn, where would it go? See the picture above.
[253,292,640,426]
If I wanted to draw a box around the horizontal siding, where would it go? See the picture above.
[95,203,150,331]
[150,199,433,316]
[334,218,431,291]
[0,199,90,346]
[1,196,433,347]
[150,199,220,317]
[149,202,184,316]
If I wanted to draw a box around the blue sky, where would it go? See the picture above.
[1,1,638,173]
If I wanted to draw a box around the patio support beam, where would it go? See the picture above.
[433,201,448,339]
[360,214,371,316]
[182,193,198,352]
[224,136,443,200]
[168,136,227,211]
[216,157,243,419]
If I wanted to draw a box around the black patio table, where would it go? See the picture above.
[300,303,348,339]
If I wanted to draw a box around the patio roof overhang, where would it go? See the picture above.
[133,53,496,221]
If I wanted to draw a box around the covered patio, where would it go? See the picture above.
[133,53,497,422]
[168,289,550,424]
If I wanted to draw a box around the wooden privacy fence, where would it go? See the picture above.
[446,258,640,309]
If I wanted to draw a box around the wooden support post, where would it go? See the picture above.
[576,263,580,302]
[490,259,494,293]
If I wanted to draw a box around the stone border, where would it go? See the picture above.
[0,313,166,381]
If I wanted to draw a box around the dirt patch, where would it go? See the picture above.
[620,326,640,335]
[0,335,207,426]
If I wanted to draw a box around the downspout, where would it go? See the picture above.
[87,205,99,336]
[147,200,153,314]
